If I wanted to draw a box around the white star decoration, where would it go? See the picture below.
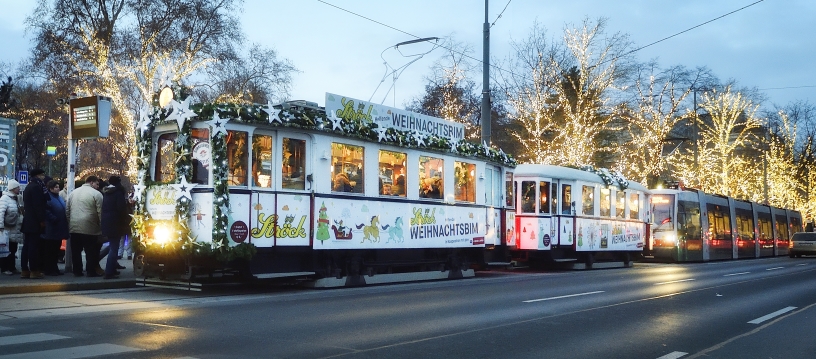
[328,112,344,131]
[412,131,425,147]
[219,204,232,217]
[136,105,151,137]
[207,111,228,137]
[172,175,196,200]
[449,138,461,153]
[263,101,282,124]
[166,98,197,130]
[375,127,387,142]
[482,141,490,155]
[133,182,146,202]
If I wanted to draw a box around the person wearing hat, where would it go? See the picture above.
[0,180,24,274]
[20,168,48,279]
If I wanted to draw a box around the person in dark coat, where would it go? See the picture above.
[20,168,48,279]
[100,176,130,279]
[42,180,68,276]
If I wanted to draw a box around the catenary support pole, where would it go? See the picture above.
[480,0,491,145]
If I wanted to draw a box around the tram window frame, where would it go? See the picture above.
[757,213,773,246]
[505,171,515,208]
[615,190,625,218]
[775,215,789,241]
[379,149,406,197]
[735,209,754,242]
[706,204,732,241]
[418,155,444,200]
[628,192,640,220]
[331,142,364,194]
[225,130,249,186]
[521,181,536,213]
[454,161,476,203]
[281,137,307,190]
[190,128,210,185]
[251,133,274,188]
[582,185,595,216]
[600,187,611,217]
[561,184,572,215]
[538,181,550,214]
[154,132,177,183]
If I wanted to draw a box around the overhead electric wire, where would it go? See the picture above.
[491,0,512,28]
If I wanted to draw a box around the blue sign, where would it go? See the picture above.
[18,171,28,185]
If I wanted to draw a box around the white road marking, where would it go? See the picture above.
[723,272,750,277]
[0,327,10,331]
[765,267,784,271]
[654,278,695,285]
[796,263,807,266]
[523,291,605,303]
[0,343,141,359]
[656,351,688,359]
[0,333,68,346]
[748,306,797,324]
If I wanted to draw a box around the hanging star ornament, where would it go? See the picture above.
[133,182,146,202]
[328,111,344,131]
[375,127,388,142]
[166,97,197,130]
[173,175,196,200]
[412,131,426,147]
[449,138,461,153]
[263,101,282,124]
[136,105,152,137]
[207,111,228,137]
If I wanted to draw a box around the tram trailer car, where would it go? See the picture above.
[650,188,803,262]
[135,93,515,285]
[508,164,650,267]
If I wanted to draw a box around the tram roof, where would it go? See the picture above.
[513,164,649,192]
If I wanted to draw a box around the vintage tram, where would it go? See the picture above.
[132,90,516,286]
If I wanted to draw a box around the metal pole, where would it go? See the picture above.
[480,0,491,145]
[64,129,77,273]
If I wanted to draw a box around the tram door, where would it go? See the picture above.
[246,131,312,248]
[515,177,555,250]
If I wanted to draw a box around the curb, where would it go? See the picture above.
[0,280,137,295]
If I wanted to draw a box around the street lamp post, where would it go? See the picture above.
[480,0,491,145]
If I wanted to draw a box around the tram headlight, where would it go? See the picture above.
[152,224,173,246]
[663,233,677,246]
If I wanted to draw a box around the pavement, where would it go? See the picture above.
[0,249,137,295]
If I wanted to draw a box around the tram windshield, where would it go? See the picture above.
[651,195,675,232]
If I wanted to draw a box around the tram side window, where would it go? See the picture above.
[615,190,625,218]
[678,201,701,241]
[735,209,754,242]
[582,185,595,216]
[758,213,773,247]
[706,204,732,241]
[331,142,364,194]
[551,183,558,214]
[505,172,514,207]
[538,181,550,214]
[561,184,571,214]
[418,155,443,199]
[379,150,406,197]
[155,132,177,183]
[776,215,789,241]
[600,188,611,217]
[454,161,476,202]
[282,138,306,190]
[252,134,273,188]
[629,193,640,220]
[191,128,210,185]
[521,181,536,213]
[226,131,248,186]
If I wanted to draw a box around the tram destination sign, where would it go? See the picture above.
[69,95,112,139]
[325,93,465,141]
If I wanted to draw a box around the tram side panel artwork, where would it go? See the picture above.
[574,218,645,251]
[189,192,214,244]
[314,198,485,249]
[517,217,553,250]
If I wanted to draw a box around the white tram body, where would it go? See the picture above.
[650,188,803,262]
[137,92,515,282]
[509,164,650,265]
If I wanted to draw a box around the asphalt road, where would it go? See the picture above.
[0,257,814,358]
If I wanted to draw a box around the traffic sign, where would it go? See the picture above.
[18,170,28,185]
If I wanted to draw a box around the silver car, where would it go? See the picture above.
[790,232,816,257]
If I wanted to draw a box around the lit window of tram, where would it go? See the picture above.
[615,190,625,218]
[282,138,306,190]
[454,161,475,203]
[582,185,595,216]
[226,130,248,186]
[418,155,443,200]
[521,181,536,213]
[379,150,406,197]
[628,193,639,220]
[331,142,364,194]
[252,134,273,188]
[538,181,550,214]
[600,188,611,217]
[191,128,210,185]
[560,184,571,214]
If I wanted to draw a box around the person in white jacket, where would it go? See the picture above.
[0,180,23,274]
[66,176,103,277]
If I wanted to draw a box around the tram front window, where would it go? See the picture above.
[252,134,273,188]
[155,132,177,183]
[191,128,210,185]
[561,184,571,214]
[332,143,364,194]
[521,181,536,213]
[226,131,248,186]
[282,138,306,190]
[454,161,475,203]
